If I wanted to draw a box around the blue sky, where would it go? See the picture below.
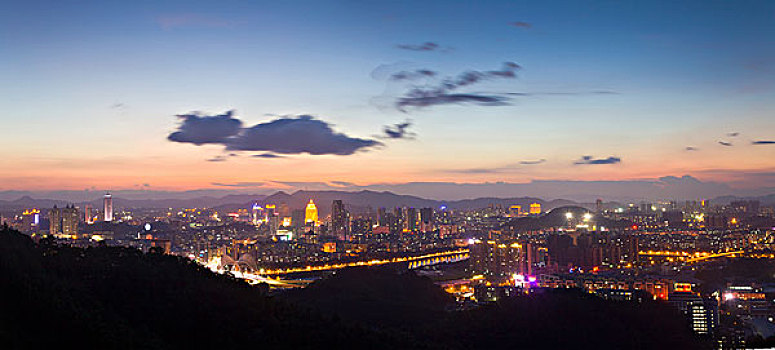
[1,0,774,197]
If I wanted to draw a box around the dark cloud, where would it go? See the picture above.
[509,21,532,29]
[752,140,775,145]
[382,120,415,139]
[330,181,355,187]
[397,93,511,111]
[519,159,546,165]
[211,182,265,187]
[396,42,440,51]
[110,103,126,109]
[226,116,381,155]
[727,132,739,137]
[142,183,150,187]
[206,156,227,162]
[574,156,621,165]
[252,153,284,158]
[685,146,698,151]
[390,69,437,81]
[718,141,733,146]
[168,113,380,156]
[168,111,242,145]
[393,62,520,111]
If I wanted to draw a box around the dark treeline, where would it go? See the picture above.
[1,227,710,349]
[0,227,419,349]
[283,266,712,350]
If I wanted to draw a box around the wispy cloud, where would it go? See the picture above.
[727,132,740,137]
[685,146,698,151]
[395,42,444,52]
[394,62,521,111]
[718,141,733,146]
[509,21,532,29]
[519,159,546,165]
[211,182,265,187]
[252,153,284,158]
[382,120,415,139]
[574,156,621,165]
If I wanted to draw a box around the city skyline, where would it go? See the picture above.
[2,1,775,197]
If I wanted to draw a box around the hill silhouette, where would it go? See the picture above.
[284,265,711,350]
[0,227,709,349]
[0,227,420,349]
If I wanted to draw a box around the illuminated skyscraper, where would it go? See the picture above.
[49,206,62,235]
[61,205,78,236]
[305,199,318,224]
[84,204,94,224]
[331,200,349,240]
[103,193,113,222]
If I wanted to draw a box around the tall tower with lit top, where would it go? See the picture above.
[103,193,113,222]
[305,199,318,224]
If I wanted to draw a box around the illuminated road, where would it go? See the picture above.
[638,250,746,263]
[257,248,469,275]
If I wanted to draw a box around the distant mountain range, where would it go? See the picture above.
[0,190,591,216]
[1,190,773,216]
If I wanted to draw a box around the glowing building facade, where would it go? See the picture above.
[305,199,318,224]
[529,202,541,215]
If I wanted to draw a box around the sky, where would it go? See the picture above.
[1,0,775,200]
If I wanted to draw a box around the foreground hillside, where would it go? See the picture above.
[283,266,711,350]
[0,228,415,349]
[0,227,709,349]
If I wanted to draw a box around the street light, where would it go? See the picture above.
[565,212,573,220]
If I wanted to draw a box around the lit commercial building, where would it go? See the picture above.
[529,203,541,215]
[305,200,318,224]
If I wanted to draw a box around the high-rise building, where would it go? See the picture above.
[264,204,280,235]
[103,193,113,222]
[669,291,717,335]
[331,200,349,240]
[509,205,522,217]
[61,205,78,236]
[305,199,318,224]
[49,206,62,235]
[84,204,93,224]
[406,207,418,231]
[469,240,528,281]
[21,209,40,233]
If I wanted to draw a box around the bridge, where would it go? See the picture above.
[207,248,470,278]
[407,252,469,269]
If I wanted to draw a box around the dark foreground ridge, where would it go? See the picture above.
[0,227,709,349]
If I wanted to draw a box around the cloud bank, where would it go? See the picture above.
[168,112,381,156]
